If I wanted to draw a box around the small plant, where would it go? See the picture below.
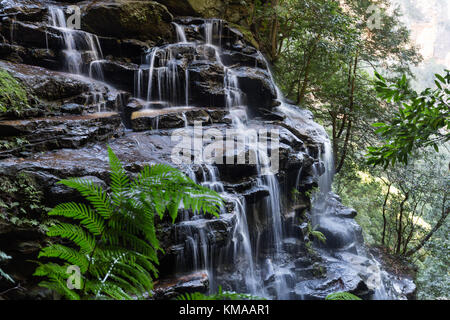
[177,286,265,300]
[291,188,300,202]
[307,222,327,244]
[305,186,319,199]
[310,230,327,244]
[325,292,362,300]
[0,137,29,151]
[34,146,223,300]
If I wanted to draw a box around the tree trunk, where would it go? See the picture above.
[270,0,279,62]
[335,53,358,174]
[382,184,391,245]
[297,34,321,105]
[396,192,409,255]
[406,195,449,257]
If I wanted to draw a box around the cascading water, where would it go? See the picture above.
[45,6,125,113]
[48,6,103,77]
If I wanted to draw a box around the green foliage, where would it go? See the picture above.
[367,70,450,168]
[0,172,49,229]
[34,146,223,300]
[0,137,29,151]
[310,230,327,245]
[307,222,327,244]
[177,286,264,301]
[0,251,14,283]
[416,222,450,300]
[0,68,31,115]
[325,292,362,300]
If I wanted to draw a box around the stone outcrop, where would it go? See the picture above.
[80,1,174,43]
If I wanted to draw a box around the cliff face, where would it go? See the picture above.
[0,0,415,300]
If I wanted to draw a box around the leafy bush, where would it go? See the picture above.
[34,146,223,300]
[367,70,449,168]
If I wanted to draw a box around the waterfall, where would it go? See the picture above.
[126,17,397,299]
[318,140,334,194]
[173,22,188,43]
[143,46,184,106]
[48,6,104,77]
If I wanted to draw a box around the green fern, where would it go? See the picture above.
[325,292,362,300]
[34,146,223,300]
[177,286,265,301]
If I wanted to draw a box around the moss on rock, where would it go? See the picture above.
[228,22,260,49]
[0,68,31,115]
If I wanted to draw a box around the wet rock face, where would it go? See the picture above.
[80,1,174,43]
[153,271,209,300]
[154,0,249,25]
[0,113,124,158]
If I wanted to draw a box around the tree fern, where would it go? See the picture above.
[34,146,223,300]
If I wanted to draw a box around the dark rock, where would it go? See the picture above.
[81,1,174,43]
[188,61,226,108]
[294,257,313,268]
[98,37,150,64]
[131,107,229,131]
[220,51,266,69]
[98,60,138,93]
[235,68,277,114]
[1,19,63,51]
[153,271,209,300]
[242,185,270,204]
[60,103,83,115]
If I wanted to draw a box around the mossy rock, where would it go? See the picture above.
[155,0,248,24]
[0,68,31,116]
[228,22,260,50]
[81,1,174,42]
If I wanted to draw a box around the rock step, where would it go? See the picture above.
[131,107,230,131]
[0,112,124,158]
[153,271,209,300]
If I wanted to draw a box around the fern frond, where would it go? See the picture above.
[35,148,223,300]
[46,223,96,253]
[325,292,362,300]
[58,178,113,218]
[107,146,130,207]
[48,203,104,235]
[38,245,89,272]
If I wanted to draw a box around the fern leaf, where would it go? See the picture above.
[58,178,113,218]
[107,146,130,207]
[48,202,104,235]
